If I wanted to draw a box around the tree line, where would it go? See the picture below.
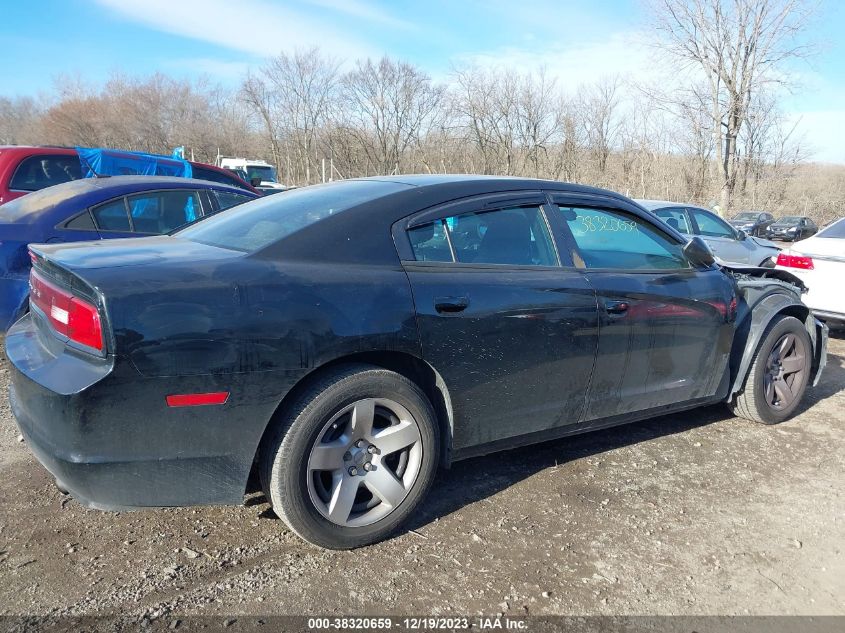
[0,0,841,224]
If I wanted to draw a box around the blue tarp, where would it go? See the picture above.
[76,147,192,179]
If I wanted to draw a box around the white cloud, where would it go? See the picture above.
[92,0,380,60]
[452,30,664,93]
[303,0,414,30]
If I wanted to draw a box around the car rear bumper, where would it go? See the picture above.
[812,309,845,327]
[5,313,283,510]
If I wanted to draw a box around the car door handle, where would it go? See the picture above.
[604,300,630,315]
[435,296,469,313]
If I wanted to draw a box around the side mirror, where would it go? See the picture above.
[683,236,716,268]
[736,229,747,241]
[250,177,262,187]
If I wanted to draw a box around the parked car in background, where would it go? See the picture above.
[729,211,775,237]
[7,176,826,550]
[0,146,259,205]
[216,156,287,191]
[776,217,845,327]
[766,216,818,242]
[0,175,257,329]
[637,200,780,267]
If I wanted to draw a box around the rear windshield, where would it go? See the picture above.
[817,218,845,239]
[176,180,408,252]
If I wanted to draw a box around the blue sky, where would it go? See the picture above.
[2,0,844,163]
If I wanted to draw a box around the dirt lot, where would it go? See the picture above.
[0,335,843,621]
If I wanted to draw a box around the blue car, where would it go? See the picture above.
[0,175,258,329]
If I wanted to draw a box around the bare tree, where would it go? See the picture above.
[0,96,43,145]
[649,0,815,213]
[580,78,622,179]
[341,57,444,176]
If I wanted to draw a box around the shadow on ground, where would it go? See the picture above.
[250,344,845,536]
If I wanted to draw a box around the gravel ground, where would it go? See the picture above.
[0,335,842,620]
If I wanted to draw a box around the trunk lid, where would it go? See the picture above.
[30,235,242,271]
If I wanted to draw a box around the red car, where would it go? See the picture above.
[0,146,259,205]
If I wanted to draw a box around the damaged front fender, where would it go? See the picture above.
[722,264,827,397]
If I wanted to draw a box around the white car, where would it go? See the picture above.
[776,218,845,327]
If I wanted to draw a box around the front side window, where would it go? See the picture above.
[127,190,201,233]
[559,206,689,270]
[9,155,82,192]
[690,209,735,238]
[407,206,557,267]
[92,198,130,232]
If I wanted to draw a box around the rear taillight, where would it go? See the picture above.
[29,269,103,351]
[776,252,814,270]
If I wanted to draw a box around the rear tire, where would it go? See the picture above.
[729,315,812,424]
[260,364,439,549]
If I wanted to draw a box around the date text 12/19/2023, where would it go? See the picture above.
[307,616,528,630]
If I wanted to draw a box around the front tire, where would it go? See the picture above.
[729,315,812,424]
[260,364,440,549]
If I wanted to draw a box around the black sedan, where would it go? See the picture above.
[729,211,775,237]
[766,215,819,241]
[6,176,828,549]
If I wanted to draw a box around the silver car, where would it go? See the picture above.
[637,200,780,267]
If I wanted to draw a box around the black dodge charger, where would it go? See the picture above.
[7,176,828,549]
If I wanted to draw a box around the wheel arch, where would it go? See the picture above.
[246,351,456,496]
[728,291,814,398]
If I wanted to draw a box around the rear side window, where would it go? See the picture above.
[9,155,82,192]
[653,208,691,234]
[92,198,130,232]
[127,190,201,233]
[408,206,557,267]
[62,211,96,231]
[177,180,407,253]
[559,206,689,270]
[214,190,254,211]
[408,219,452,262]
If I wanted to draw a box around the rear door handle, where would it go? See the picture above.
[604,300,629,315]
[435,296,469,313]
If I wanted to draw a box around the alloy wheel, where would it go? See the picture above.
[306,398,423,527]
[764,333,807,411]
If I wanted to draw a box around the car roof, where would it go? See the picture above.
[0,145,78,160]
[353,174,633,198]
[635,199,709,212]
[35,174,247,195]
[0,175,255,224]
[0,146,257,191]
[245,175,657,265]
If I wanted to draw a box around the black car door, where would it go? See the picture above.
[547,193,736,422]
[394,193,599,452]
